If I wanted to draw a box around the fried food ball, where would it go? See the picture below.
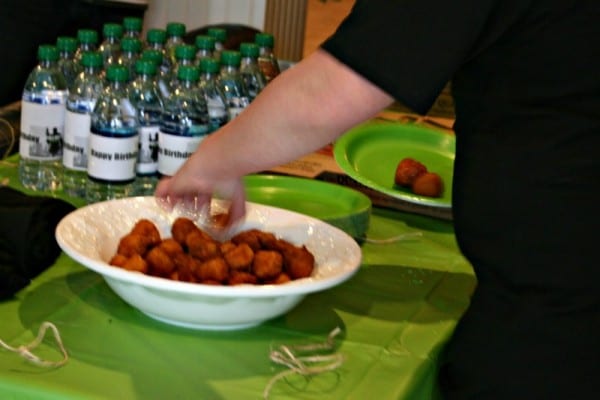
[122,253,149,274]
[173,252,201,282]
[158,238,184,257]
[395,157,427,187]
[267,273,292,285]
[117,233,152,257]
[146,246,176,277]
[223,243,254,270]
[228,271,259,285]
[171,217,203,245]
[220,241,237,254]
[186,230,220,261]
[109,253,128,268]
[278,243,315,279]
[196,257,229,282]
[130,219,161,247]
[412,172,444,197]
[231,229,262,251]
[252,250,283,280]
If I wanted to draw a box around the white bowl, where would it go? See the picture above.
[55,196,362,330]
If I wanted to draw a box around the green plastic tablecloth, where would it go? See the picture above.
[0,155,475,400]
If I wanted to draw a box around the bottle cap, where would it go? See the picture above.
[175,44,196,61]
[166,22,186,37]
[121,37,142,53]
[220,50,241,67]
[77,29,99,45]
[195,35,215,51]
[123,17,142,32]
[199,57,219,74]
[56,36,78,52]
[141,49,163,66]
[255,32,275,48]
[146,28,166,44]
[239,42,259,58]
[177,65,200,82]
[38,45,59,62]
[135,59,157,76]
[106,65,129,82]
[207,28,227,42]
[103,23,123,39]
[81,51,103,68]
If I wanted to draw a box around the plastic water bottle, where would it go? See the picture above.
[144,28,170,75]
[164,22,186,66]
[198,57,228,131]
[218,50,250,120]
[158,65,210,177]
[99,23,123,68]
[128,59,163,195]
[194,35,215,63]
[167,44,197,93]
[207,27,227,61]
[123,16,143,39]
[239,42,266,101]
[62,51,104,198]
[118,37,142,81]
[56,36,80,89]
[141,49,171,100]
[18,45,68,192]
[255,32,280,83]
[74,29,99,65]
[86,65,139,203]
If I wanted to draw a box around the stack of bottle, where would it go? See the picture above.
[18,18,282,203]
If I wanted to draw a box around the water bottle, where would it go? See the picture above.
[123,16,143,39]
[99,23,123,68]
[199,57,228,131]
[239,42,266,101]
[194,35,215,63]
[56,36,80,89]
[128,59,163,195]
[74,29,99,65]
[18,45,68,192]
[207,27,227,61]
[164,22,186,66]
[168,44,197,94]
[86,65,139,203]
[141,49,171,100]
[62,51,104,198]
[158,65,210,177]
[255,32,280,83]
[218,50,250,120]
[118,37,142,81]
[144,28,170,75]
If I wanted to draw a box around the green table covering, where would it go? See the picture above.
[0,155,475,400]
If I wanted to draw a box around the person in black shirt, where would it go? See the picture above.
[156,1,600,398]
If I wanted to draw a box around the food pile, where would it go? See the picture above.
[109,217,315,285]
[394,157,444,197]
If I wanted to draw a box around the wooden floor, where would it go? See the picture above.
[303,0,355,57]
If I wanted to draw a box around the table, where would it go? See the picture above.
[0,155,475,400]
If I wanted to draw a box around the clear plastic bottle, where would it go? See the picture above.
[98,23,123,69]
[144,28,170,75]
[255,32,280,83]
[74,29,99,65]
[56,36,80,89]
[207,27,227,62]
[118,37,142,81]
[168,44,197,94]
[141,49,171,100]
[194,35,215,63]
[199,57,228,131]
[218,50,250,120]
[18,45,68,192]
[122,16,143,39]
[239,42,266,101]
[62,51,104,198]
[128,59,163,195]
[86,65,139,203]
[164,22,186,67]
[158,65,210,177]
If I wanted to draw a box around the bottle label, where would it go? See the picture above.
[137,125,160,175]
[19,100,66,161]
[62,110,91,170]
[87,132,139,182]
[207,97,228,130]
[157,130,204,176]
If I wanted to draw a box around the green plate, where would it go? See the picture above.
[243,174,371,238]
[334,122,455,209]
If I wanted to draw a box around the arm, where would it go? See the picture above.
[155,49,394,221]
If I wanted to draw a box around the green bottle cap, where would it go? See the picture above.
[141,49,163,66]
[207,28,227,42]
[175,44,196,61]
[77,29,99,45]
[177,65,200,82]
[38,45,59,62]
[103,23,123,39]
[80,51,103,68]
[166,22,186,37]
[195,35,215,51]
[146,28,166,44]
[123,17,142,32]
[239,42,259,58]
[135,59,157,75]
[255,32,275,48]
[56,36,78,52]
[121,37,142,53]
[220,50,241,67]
[199,57,220,74]
[106,65,129,82]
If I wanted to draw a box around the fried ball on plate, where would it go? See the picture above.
[223,242,254,270]
[394,157,427,187]
[171,217,204,245]
[157,238,184,257]
[130,219,161,247]
[122,253,149,274]
[186,230,220,261]
[196,257,229,282]
[220,241,237,254]
[228,271,259,285]
[278,243,315,279]
[266,273,292,285]
[231,229,262,251]
[117,233,152,257]
[412,172,444,197]
[146,246,176,277]
[172,252,201,282]
[109,253,128,268]
[252,250,283,280]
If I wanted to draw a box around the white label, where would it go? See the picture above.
[157,131,203,176]
[19,101,65,160]
[137,125,160,174]
[62,110,91,170]
[87,134,139,181]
